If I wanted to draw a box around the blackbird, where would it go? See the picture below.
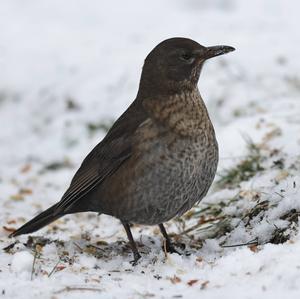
[10,38,235,264]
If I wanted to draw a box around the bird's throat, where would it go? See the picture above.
[143,89,213,137]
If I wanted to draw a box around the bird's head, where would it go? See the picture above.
[138,37,235,97]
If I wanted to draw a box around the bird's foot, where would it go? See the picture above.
[130,252,142,266]
[163,240,182,255]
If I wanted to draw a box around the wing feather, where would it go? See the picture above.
[52,100,147,214]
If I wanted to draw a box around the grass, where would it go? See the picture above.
[175,138,300,247]
[178,195,299,247]
[216,139,265,189]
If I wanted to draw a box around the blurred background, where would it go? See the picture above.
[0,0,299,167]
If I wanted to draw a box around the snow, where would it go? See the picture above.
[1,0,300,298]
[10,251,34,274]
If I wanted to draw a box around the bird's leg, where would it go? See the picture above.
[159,223,181,255]
[122,221,141,265]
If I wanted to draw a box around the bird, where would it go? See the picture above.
[9,37,235,264]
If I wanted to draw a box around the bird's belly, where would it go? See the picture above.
[117,136,218,225]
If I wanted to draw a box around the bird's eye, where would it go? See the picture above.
[180,53,194,63]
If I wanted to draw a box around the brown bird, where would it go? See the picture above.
[10,38,234,264]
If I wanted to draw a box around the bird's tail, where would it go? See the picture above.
[9,203,62,237]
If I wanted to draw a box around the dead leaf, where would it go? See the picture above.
[275,170,289,182]
[41,270,49,276]
[239,190,261,200]
[3,226,16,233]
[7,220,16,224]
[249,244,258,252]
[170,275,181,284]
[20,188,33,195]
[200,280,209,290]
[10,194,24,201]
[262,127,282,143]
[152,227,160,235]
[35,244,43,253]
[91,278,101,283]
[196,256,203,263]
[56,265,66,271]
[96,240,108,246]
[187,279,198,286]
[21,164,32,173]
[85,246,98,255]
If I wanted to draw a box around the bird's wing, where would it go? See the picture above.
[53,100,148,214]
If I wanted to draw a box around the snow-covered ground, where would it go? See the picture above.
[1,0,300,298]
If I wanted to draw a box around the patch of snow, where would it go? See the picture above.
[10,251,34,274]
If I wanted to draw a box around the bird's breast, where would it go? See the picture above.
[118,114,218,224]
[142,89,214,138]
[99,91,219,225]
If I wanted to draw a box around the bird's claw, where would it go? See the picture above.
[130,252,142,266]
[163,241,182,255]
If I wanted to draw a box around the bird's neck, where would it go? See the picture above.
[142,88,214,137]
[137,64,199,99]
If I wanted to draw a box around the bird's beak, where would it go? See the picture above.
[204,45,235,59]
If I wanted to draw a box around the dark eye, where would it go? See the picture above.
[180,53,194,63]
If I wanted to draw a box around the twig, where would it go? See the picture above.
[48,259,61,278]
[87,244,106,253]
[274,191,284,198]
[31,249,38,281]
[73,242,83,253]
[179,216,225,235]
[54,286,102,294]
[220,238,258,248]
[86,245,109,258]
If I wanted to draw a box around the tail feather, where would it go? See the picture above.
[9,203,62,237]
